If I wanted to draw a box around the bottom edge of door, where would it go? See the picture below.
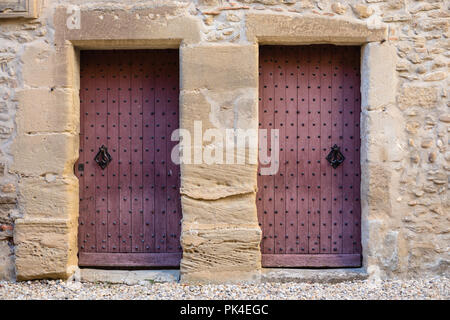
[78,252,182,267]
[262,253,361,268]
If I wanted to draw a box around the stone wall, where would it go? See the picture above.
[0,0,448,282]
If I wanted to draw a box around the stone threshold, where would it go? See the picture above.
[79,268,180,285]
[78,268,368,285]
[260,268,369,283]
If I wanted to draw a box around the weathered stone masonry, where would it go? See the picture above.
[0,0,448,282]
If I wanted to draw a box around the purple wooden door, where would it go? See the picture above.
[257,45,362,267]
[76,50,182,267]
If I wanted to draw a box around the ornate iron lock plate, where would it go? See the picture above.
[326,144,345,169]
[94,145,112,170]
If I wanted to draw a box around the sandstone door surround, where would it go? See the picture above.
[12,7,393,282]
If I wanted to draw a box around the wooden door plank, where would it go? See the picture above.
[118,52,132,253]
[307,46,321,254]
[273,46,286,255]
[154,52,168,254]
[77,57,86,253]
[166,50,181,253]
[143,51,156,253]
[257,47,265,253]
[296,46,309,254]
[342,47,355,254]
[331,47,344,254]
[106,52,120,253]
[95,51,109,253]
[83,52,97,253]
[131,52,144,253]
[261,47,275,255]
[319,46,333,254]
[285,47,298,254]
[353,48,362,255]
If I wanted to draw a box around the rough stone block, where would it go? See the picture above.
[16,88,78,134]
[331,2,348,15]
[352,4,374,19]
[364,106,406,162]
[22,42,74,88]
[18,176,78,219]
[181,163,257,200]
[0,206,16,225]
[361,42,397,111]
[367,165,392,218]
[180,225,261,282]
[14,218,77,280]
[181,45,258,91]
[0,241,14,280]
[179,88,258,199]
[182,193,257,225]
[0,196,17,224]
[10,133,78,176]
[407,243,444,273]
[181,88,258,131]
[398,86,439,110]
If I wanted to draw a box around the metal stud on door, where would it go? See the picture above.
[257,45,362,267]
[76,50,182,267]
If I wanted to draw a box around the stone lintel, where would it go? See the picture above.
[54,6,203,48]
[246,13,388,45]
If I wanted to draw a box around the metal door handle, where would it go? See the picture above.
[326,144,345,169]
[94,145,112,170]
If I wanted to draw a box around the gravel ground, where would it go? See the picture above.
[0,276,448,300]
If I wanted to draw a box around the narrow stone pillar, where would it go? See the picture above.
[12,43,79,280]
[179,44,262,282]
